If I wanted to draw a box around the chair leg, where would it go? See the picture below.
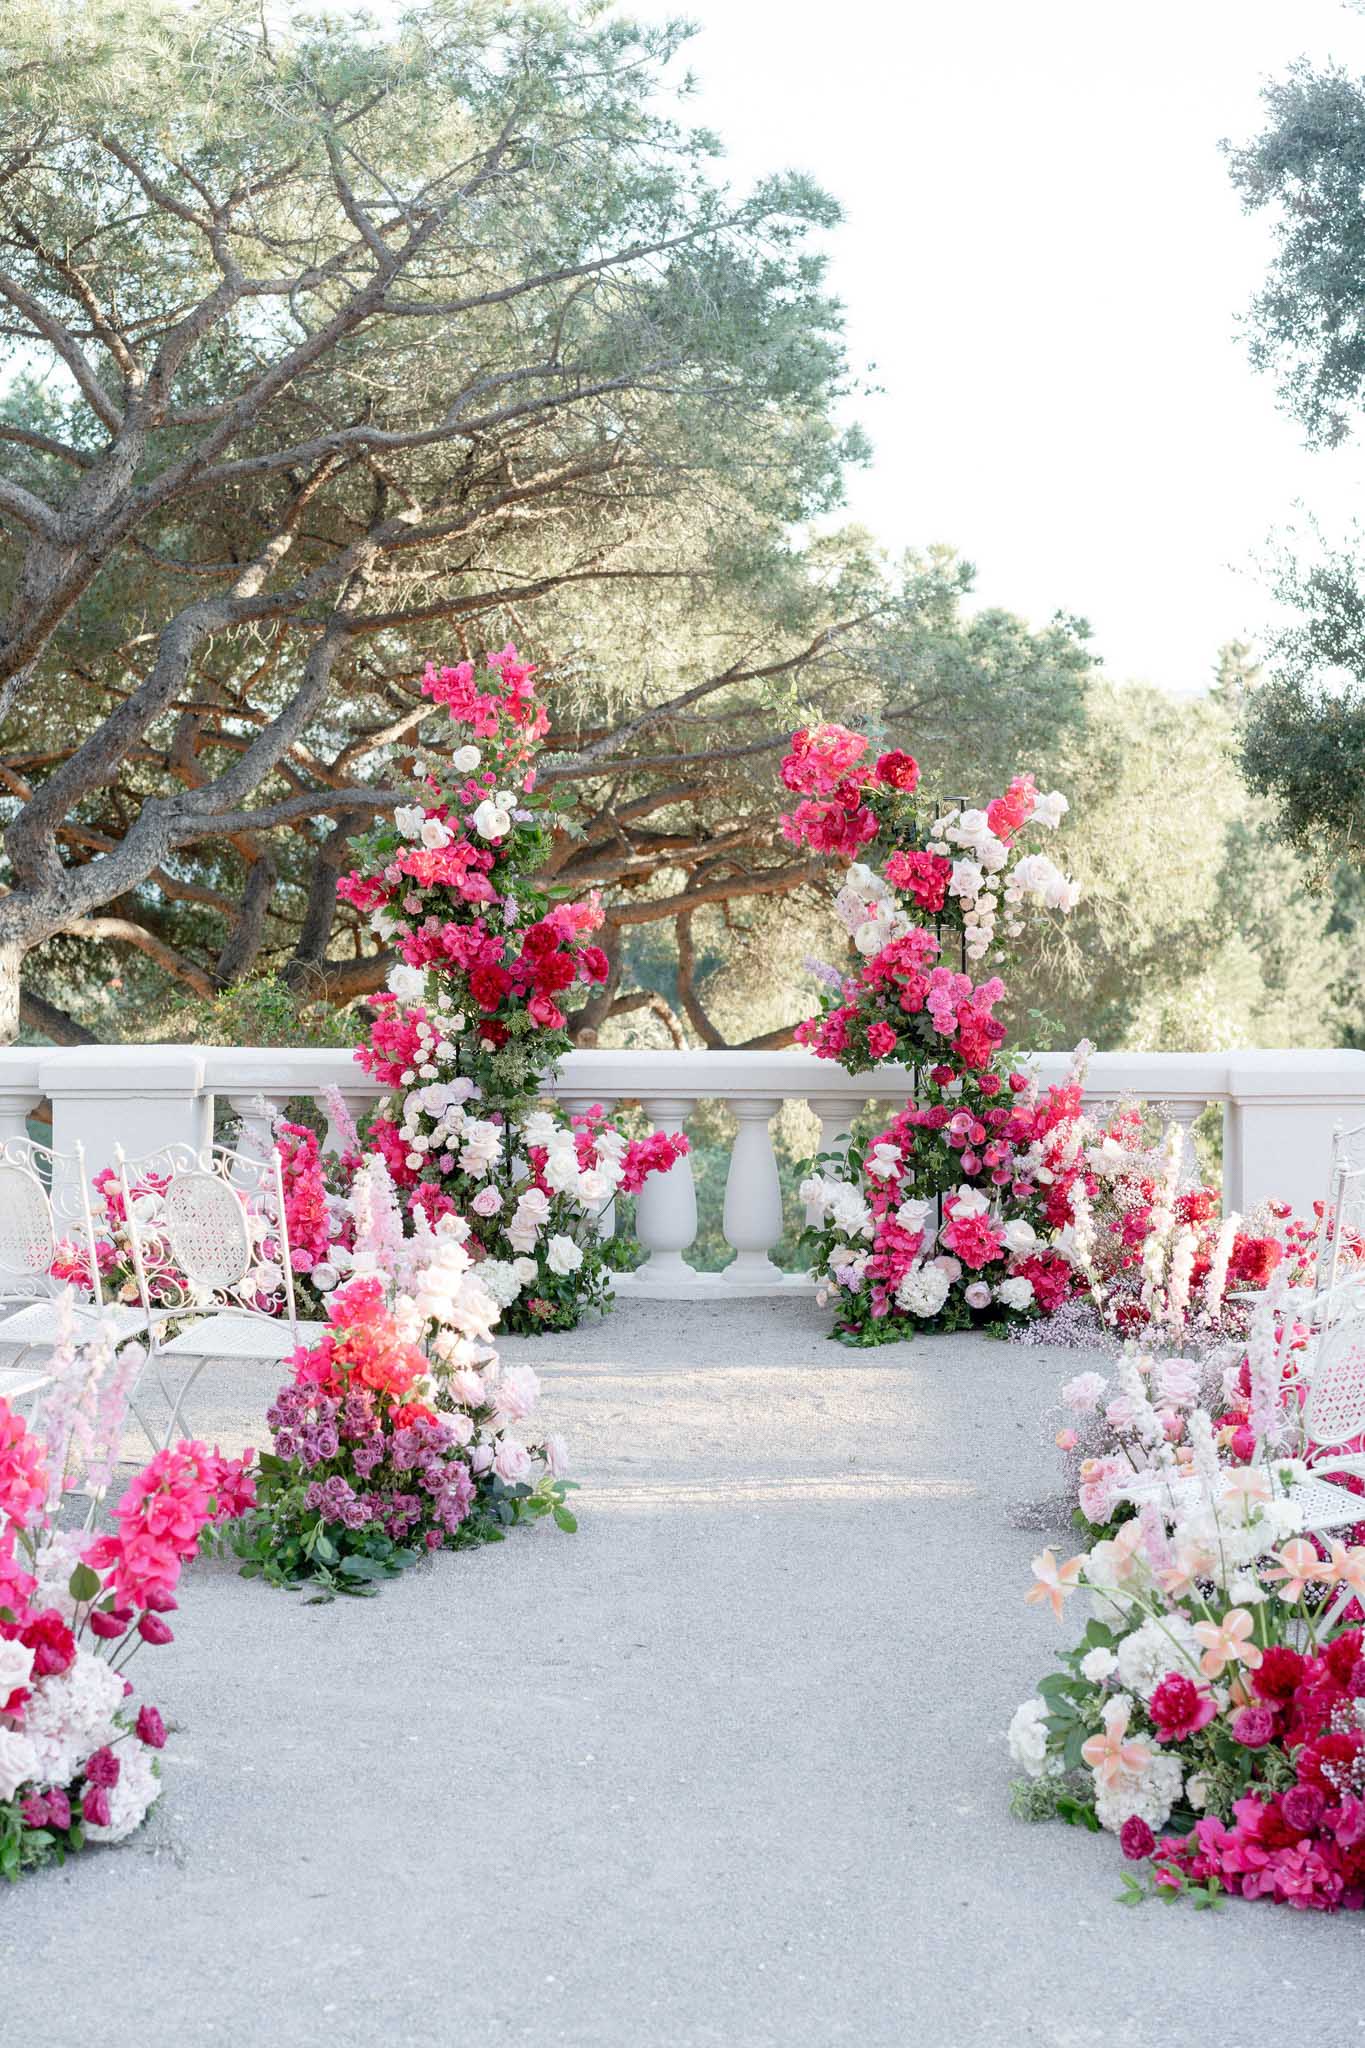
[158,1354,212,1449]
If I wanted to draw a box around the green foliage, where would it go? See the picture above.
[225,1451,577,1600]
[151,976,364,1048]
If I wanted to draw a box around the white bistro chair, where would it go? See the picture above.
[115,1139,325,1447]
[0,1134,145,1417]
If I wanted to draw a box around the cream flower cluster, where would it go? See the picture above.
[925,794,1076,962]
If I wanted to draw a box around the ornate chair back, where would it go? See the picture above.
[1302,1307,1365,1463]
[0,1136,101,1310]
[114,1140,301,1345]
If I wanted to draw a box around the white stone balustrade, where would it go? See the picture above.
[4,1042,1365,1296]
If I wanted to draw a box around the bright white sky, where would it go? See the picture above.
[621,0,1365,692]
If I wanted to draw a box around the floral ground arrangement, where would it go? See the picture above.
[0,1310,253,1879]
[1010,1251,1365,1915]
[227,1158,575,1598]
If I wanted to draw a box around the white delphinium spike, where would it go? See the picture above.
[1202,1210,1240,1323]
[1246,1260,1291,1452]
[320,1086,359,1159]
[348,1155,405,1283]
[1165,1222,1197,1336]
[1187,1407,1222,1496]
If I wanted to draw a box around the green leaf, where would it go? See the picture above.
[67,1562,102,1604]
[552,1506,578,1533]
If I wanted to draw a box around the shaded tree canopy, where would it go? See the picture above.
[1226,42,1365,881]
[0,0,862,1040]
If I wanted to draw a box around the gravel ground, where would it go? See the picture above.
[2,1298,1358,2046]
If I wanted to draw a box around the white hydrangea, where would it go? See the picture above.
[1114,1614,1202,1700]
[1006,1697,1052,1779]
[22,1649,125,1786]
[1094,1752,1183,1834]
[82,1741,161,1845]
[895,1262,951,1317]
[476,1260,524,1309]
[0,1726,38,1802]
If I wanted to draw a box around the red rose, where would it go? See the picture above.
[137,1612,174,1646]
[580,945,610,983]
[135,1704,166,1749]
[532,949,575,993]
[1119,1816,1155,1861]
[84,1745,121,1789]
[468,964,511,1012]
[874,749,920,793]
[20,1609,76,1678]
[81,1785,112,1828]
[1252,1644,1307,1702]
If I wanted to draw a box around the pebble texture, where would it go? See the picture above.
[2,1299,1358,2044]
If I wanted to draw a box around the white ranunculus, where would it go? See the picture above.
[471,798,512,840]
[826,1183,873,1238]
[419,815,452,850]
[386,963,427,1004]
[546,1234,583,1277]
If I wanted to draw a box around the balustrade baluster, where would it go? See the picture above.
[629,1093,701,1292]
[721,1094,786,1287]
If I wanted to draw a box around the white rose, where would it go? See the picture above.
[1002,1219,1037,1255]
[996,1276,1035,1311]
[471,798,511,840]
[386,962,427,1005]
[419,814,452,850]
[393,803,426,840]
[546,1234,583,1277]
[451,745,481,772]
[0,1638,34,1700]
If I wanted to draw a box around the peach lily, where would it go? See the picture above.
[1080,1697,1152,1788]
[1262,1537,1326,1603]
[1321,1541,1365,1600]
[1025,1548,1083,1621]
[1192,1607,1262,1679]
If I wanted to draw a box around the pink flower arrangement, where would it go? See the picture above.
[0,1309,253,1877]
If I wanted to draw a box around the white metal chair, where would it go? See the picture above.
[0,1135,145,1388]
[115,1139,325,1446]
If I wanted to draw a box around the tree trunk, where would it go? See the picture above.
[0,940,23,1045]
